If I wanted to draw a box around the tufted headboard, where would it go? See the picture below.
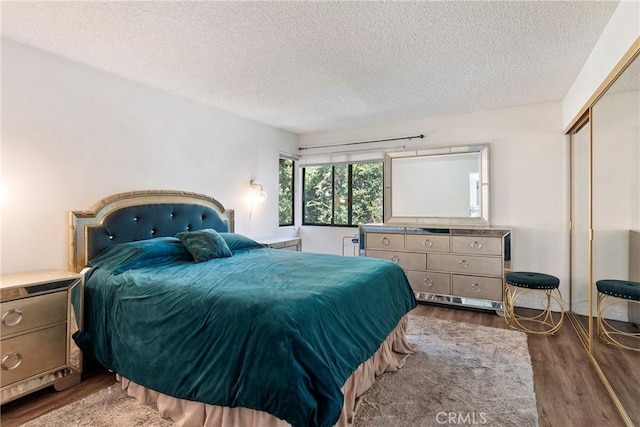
[69,190,235,272]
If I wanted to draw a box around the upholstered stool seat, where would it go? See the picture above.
[596,279,640,352]
[503,271,564,335]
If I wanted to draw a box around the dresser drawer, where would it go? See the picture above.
[366,250,426,270]
[1,323,67,387]
[405,234,450,253]
[452,236,502,256]
[365,233,405,250]
[1,291,67,337]
[428,253,503,276]
[452,275,503,301]
[406,270,451,294]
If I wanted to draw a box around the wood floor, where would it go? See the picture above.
[576,315,640,423]
[0,304,628,427]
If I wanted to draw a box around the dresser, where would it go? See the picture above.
[259,237,302,251]
[0,270,83,404]
[360,225,511,311]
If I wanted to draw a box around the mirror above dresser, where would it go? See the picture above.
[384,144,490,225]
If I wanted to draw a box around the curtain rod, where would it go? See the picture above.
[299,134,424,151]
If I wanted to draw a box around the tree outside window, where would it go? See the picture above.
[303,162,383,226]
[278,158,294,226]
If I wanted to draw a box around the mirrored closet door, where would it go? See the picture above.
[591,51,639,426]
[568,43,639,426]
[569,116,591,344]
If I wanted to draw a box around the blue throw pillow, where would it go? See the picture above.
[176,229,233,262]
[218,232,264,253]
[89,237,192,274]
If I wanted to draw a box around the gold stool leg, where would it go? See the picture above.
[503,283,518,328]
[597,293,640,352]
[503,285,564,335]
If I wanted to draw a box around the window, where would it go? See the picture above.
[303,162,383,226]
[278,158,295,226]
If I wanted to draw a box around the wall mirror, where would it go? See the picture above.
[384,144,489,225]
[568,43,639,426]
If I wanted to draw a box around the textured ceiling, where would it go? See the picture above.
[1,1,619,134]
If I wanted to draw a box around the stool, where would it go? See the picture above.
[596,279,640,352]
[504,271,564,335]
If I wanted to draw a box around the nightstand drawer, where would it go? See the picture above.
[365,233,405,250]
[366,250,426,270]
[452,275,503,301]
[452,236,502,256]
[1,323,67,387]
[1,291,67,337]
[405,234,450,253]
[406,270,451,294]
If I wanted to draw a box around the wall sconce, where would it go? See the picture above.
[250,180,267,203]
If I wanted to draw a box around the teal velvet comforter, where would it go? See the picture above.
[77,248,416,427]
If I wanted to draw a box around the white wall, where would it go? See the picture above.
[563,1,639,129]
[299,101,568,309]
[0,39,299,274]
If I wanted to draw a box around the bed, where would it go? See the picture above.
[69,190,417,427]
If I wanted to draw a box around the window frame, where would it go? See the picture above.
[278,157,295,227]
[302,161,383,227]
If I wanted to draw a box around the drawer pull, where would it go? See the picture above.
[423,239,433,248]
[1,352,22,371]
[2,309,23,327]
[470,241,483,250]
[381,237,390,246]
[471,283,483,293]
[390,255,400,263]
[423,277,433,287]
[458,260,469,269]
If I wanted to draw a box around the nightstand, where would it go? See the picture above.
[0,269,83,404]
[260,237,302,251]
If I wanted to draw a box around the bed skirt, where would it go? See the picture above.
[117,314,416,427]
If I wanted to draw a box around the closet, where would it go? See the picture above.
[567,41,639,426]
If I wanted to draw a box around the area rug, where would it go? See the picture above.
[23,315,538,427]
[354,315,538,427]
